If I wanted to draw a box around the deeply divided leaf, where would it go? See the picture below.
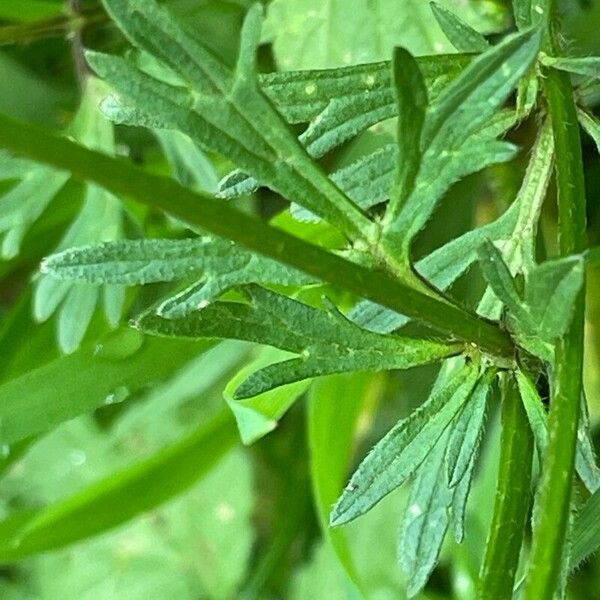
[330,362,479,526]
[400,430,453,598]
[42,238,316,318]
[134,285,461,398]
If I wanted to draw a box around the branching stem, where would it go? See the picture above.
[524,8,588,598]
[0,111,516,359]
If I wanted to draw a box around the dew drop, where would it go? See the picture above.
[215,502,236,523]
[95,329,144,360]
[104,386,130,406]
[70,449,87,467]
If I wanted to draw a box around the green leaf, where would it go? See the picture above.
[475,119,555,320]
[94,0,374,243]
[349,201,521,333]
[540,53,600,78]
[224,347,311,444]
[135,285,461,398]
[430,2,490,53]
[387,47,428,222]
[516,369,548,461]
[0,103,516,357]
[34,182,124,353]
[516,370,600,492]
[451,448,479,544]
[577,107,600,155]
[19,448,252,599]
[524,255,585,340]
[588,245,600,265]
[399,430,454,598]
[12,77,127,353]
[308,373,380,591]
[445,371,493,487]
[294,115,517,221]
[154,129,218,192]
[0,328,214,445]
[219,55,472,200]
[0,167,69,259]
[0,409,238,560]
[43,237,315,318]
[476,238,528,320]
[330,361,479,526]
[329,143,396,211]
[570,486,600,569]
[516,71,539,120]
[0,151,36,179]
[262,0,507,70]
[422,29,541,152]
[512,0,532,30]
[574,395,600,494]
[384,29,541,254]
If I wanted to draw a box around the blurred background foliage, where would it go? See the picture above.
[0,0,598,598]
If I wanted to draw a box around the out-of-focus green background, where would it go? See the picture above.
[0,1,598,598]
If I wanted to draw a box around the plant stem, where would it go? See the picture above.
[0,7,107,46]
[524,56,588,600]
[477,374,533,600]
[0,112,516,359]
[69,0,89,90]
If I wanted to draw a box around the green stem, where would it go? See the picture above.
[0,112,515,358]
[0,7,107,46]
[524,61,587,600]
[477,374,533,600]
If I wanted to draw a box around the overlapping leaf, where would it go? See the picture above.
[93,0,374,242]
[42,237,316,319]
[477,243,585,359]
[352,118,553,333]
[516,370,600,492]
[400,431,454,597]
[219,54,470,200]
[578,108,600,154]
[571,486,600,569]
[330,360,479,526]
[0,158,69,259]
[540,54,600,78]
[135,285,461,398]
[382,28,542,258]
[445,371,492,486]
[330,358,495,596]
[397,363,493,595]
[0,78,126,354]
[223,347,311,445]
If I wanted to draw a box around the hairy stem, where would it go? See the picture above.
[477,374,533,600]
[524,49,588,600]
[0,112,516,358]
